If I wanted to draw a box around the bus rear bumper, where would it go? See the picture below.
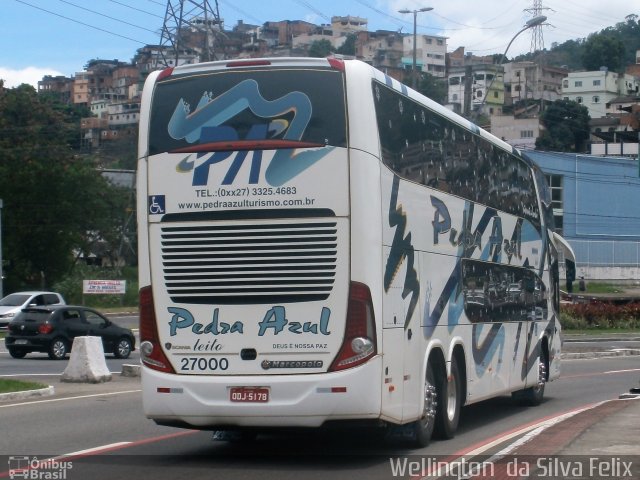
[142,357,383,428]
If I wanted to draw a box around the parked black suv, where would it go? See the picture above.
[6,305,135,360]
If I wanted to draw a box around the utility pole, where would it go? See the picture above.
[398,7,433,89]
[463,64,473,117]
[155,0,224,68]
[525,0,550,53]
[477,16,547,117]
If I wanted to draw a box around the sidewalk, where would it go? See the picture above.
[562,332,640,359]
[475,396,640,480]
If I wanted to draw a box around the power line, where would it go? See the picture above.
[56,0,158,34]
[217,0,263,26]
[107,0,164,18]
[13,0,150,45]
[293,0,330,23]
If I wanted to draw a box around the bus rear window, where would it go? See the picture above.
[148,68,347,156]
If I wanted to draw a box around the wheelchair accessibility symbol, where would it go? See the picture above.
[148,195,166,215]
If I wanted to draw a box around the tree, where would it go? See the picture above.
[582,34,626,71]
[0,84,130,291]
[308,39,334,58]
[336,34,356,56]
[535,99,590,152]
[417,73,448,105]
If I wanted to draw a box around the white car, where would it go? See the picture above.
[0,291,66,329]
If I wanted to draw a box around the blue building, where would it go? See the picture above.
[525,151,640,281]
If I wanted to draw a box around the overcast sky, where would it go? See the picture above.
[1,0,636,87]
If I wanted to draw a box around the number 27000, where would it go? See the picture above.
[180,357,229,372]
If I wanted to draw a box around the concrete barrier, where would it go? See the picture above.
[61,336,112,383]
[121,364,141,377]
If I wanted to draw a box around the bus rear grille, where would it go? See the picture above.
[160,221,338,304]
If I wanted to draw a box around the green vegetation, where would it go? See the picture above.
[515,14,640,71]
[563,328,640,336]
[536,99,591,153]
[581,35,626,72]
[580,282,626,294]
[308,39,334,58]
[336,34,356,56]
[0,379,47,394]
[0,82,134,293]
[417,73,448,105]
[561,302,640,330]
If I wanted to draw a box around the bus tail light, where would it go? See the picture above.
[328,57,345,71]
[139,286,175,374]
[156,67,174,82]
[329,282,377,372]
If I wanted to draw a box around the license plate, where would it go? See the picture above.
[14,340,28,345]
[230,387,269,403]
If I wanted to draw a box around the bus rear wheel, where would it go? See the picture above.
[512,351,547,406]
[434,357,461,439]
[412,362,437,447]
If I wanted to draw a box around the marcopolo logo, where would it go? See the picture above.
[8,456,72,480]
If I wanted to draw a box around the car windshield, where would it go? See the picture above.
[0,294,30,307]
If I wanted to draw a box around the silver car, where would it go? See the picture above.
[0,291,66,329]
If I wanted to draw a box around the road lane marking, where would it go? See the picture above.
[604,367,640,374]
[64,442,133,456]
[0,389,142,408]
[415,402,604,479]
[561,367,640,379]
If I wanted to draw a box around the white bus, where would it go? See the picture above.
[136,57,575,446]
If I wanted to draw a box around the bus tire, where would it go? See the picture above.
[434,357,461,439]
[412,361,437,447]
[512,350,547,406]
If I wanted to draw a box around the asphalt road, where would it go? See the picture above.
[1,353,638,480]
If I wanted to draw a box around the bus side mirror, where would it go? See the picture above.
[565,259,576,293]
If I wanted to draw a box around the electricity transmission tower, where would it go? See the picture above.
[156,0,224,68]
[524,0,550,52]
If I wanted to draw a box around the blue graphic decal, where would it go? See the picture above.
[258,306,331,336]
[384,175,420,329]
[520,316,557,381]
[472,323,505,376]
[168,307,244,336]
[167,79,333,186]
[167,306,331,337]
[426,199,496,329]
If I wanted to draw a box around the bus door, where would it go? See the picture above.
[382,260,407,422]
[381,248,426,423]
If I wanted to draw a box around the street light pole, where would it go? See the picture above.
[398,7,433,89]
[479,15,547,114]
